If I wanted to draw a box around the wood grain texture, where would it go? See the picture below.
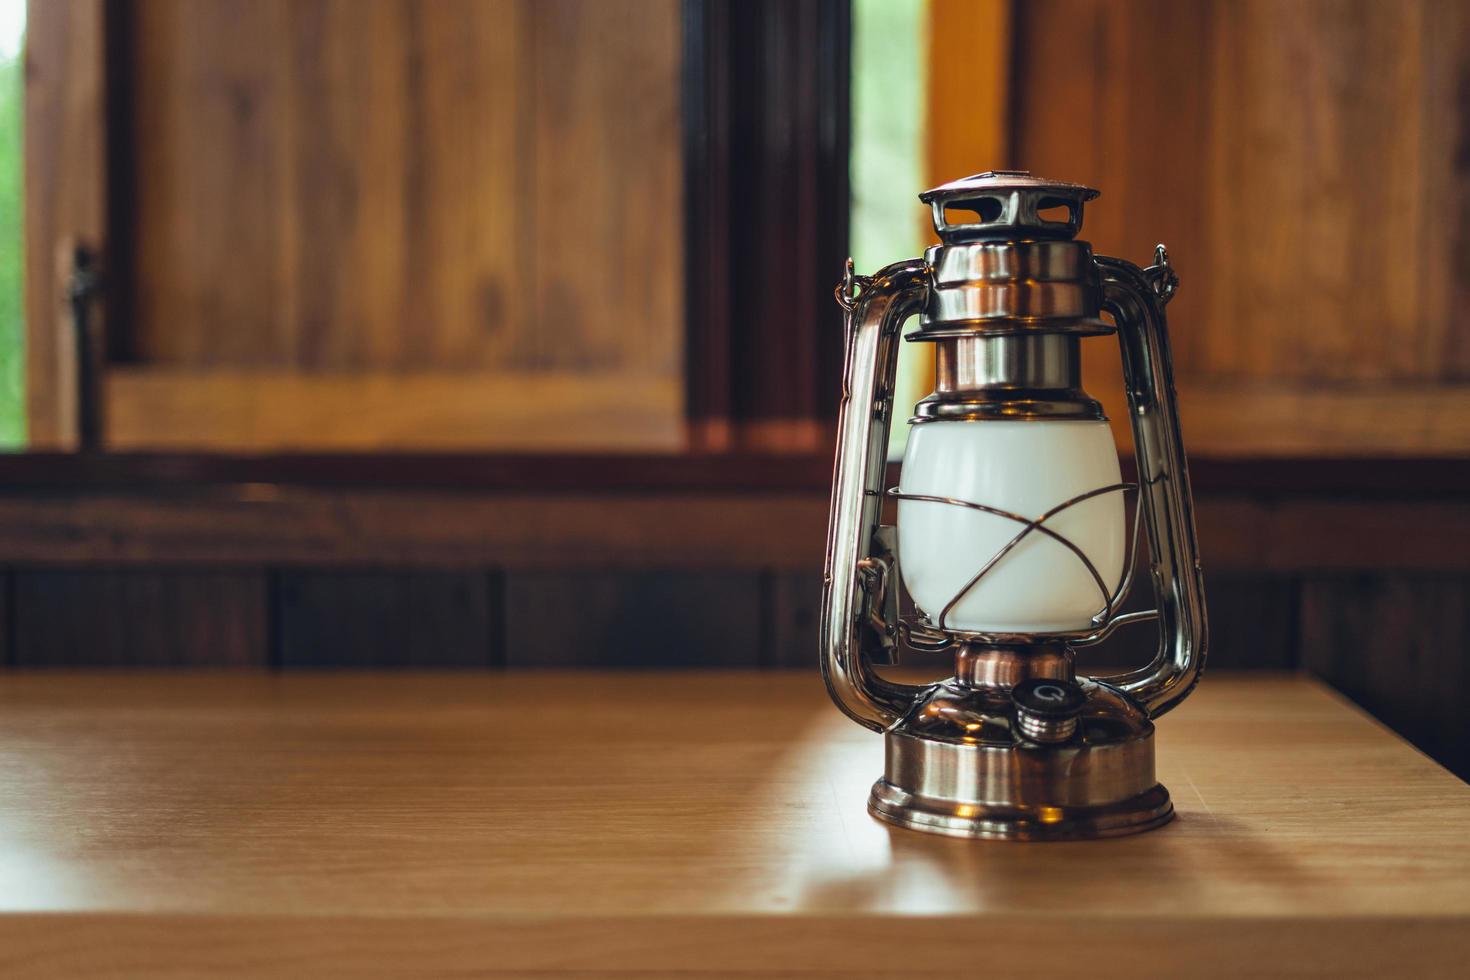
[1011,0,1470,457]
[275,570,494,669]
[111,0,682,449]
[1300,574,1470,779]
[0,673,1462,976]
[124,0,679,372]
[0,490,833,569]
[0,452,1464,496]
[1175,383,1470,457]
[10,568,267,667]
[504,570,761,667]
[103,369,683,451]
[23,0,108,449]
[0,489,1461,574]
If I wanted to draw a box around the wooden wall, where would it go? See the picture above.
[998,0,1470,457]
[17,1,1470,789]
[33,0,688,451]
[29,0,857,454]
[28,0,1470,457]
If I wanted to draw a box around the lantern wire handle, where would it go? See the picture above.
[834,257,874,312]
[1145,244,1178,304]
[888,479,1154,640]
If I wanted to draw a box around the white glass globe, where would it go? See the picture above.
[897,419,1125,633]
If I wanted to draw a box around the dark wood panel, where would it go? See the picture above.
[1299,574,1470,780]
[11,568,267,667]
[723,570,1302,676]
[0,451,837,491]
[1199,497,1470,575]
[768,571,820,669]
[1200,575,1299,670]
[0,487,1462,574]
[2,453,1470,496]
[504,570,761,667]
[1078,572,1298,675]
[0,492,830,569]
[684,0,850,451]
[0,569,9,667]
[275,570,493,669]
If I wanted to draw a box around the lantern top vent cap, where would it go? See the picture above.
[920,170,1099,243]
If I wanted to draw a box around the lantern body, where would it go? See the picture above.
[819,171,1208,841]
[897,418,1124,633]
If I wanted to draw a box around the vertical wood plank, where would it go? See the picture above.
[768,571,821,669]
[910,0,1013,448]
[0,568,10,667]
[23,0,108,448]
[527,0,681,378]
[1011,0,1214,456]
[11,568,268,667]
[407,0,525,371]
[504,570,761,668]
[275,570,493,669]
[928,0,1011,177]
[121,0,680,375]
[1418,0,1470,379]
[1299,574,1470,780]
[685,0,850,451]
[1204,0,1431,383]
[128,0,292,367]
[682,0,732,447]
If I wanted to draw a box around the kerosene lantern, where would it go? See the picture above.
[821,171,1208,840]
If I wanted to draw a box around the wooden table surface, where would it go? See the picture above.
[0,672,1465,977]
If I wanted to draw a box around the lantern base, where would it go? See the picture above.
[869,778,1172,841]
[867,678,1172,841]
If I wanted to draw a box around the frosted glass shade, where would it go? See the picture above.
[897,419,1125,633]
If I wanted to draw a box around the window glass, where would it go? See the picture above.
[850,0,930,461]
[0,0,23,446]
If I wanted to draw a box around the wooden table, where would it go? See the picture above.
[0,673,1465,977]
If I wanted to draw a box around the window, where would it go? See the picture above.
[0,0,23,446]
[850,0,930,461]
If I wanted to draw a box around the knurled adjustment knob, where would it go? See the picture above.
[1011,678,1087,744]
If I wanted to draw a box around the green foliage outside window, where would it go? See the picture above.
[0,37,22,446]
[850,0,928,461]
